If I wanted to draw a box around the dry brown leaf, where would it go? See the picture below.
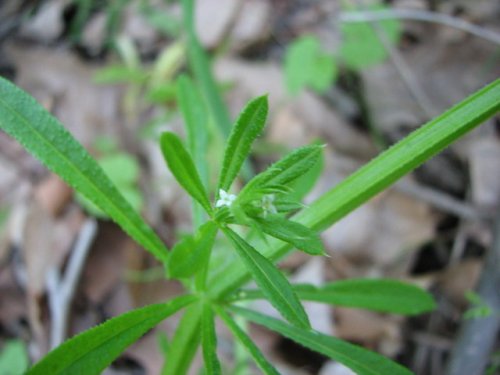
[33,173,72,217]
[334,307,403,357]
[437,259,482,307]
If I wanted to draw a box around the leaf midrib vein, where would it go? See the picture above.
[0,95,162,256]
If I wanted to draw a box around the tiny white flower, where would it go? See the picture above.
[215,189,237,208]
[261,194,277,217]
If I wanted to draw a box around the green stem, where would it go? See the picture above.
[208,79,500,299]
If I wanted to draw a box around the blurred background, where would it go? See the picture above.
[0,0,499,374]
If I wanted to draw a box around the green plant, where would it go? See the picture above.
[0,340,29,375]
[284,35,337,96]
[284,1,401,95]
[463,291,495,320]
[1,73,499,374]
[75,137,143,218]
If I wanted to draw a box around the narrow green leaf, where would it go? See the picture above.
[295,279,436,315]
[163,303,202,375]
[214,306,280,375]
[232,279,436,316]
[218,96,269,191]
[28,295,196,375]
[176,75,209,227]
[208,78,500,301]
[287,142,325,201]
[181,0,232,137]
[231,306,413,375]
[176,75,209,182]
[168,221,218,279]
[0,77,168,262]
[221,227,310,329]
[201,304,222,375]
[160,132,212,214]
[93,65,147,84]
[255,215,325,256]
[239,144,323,200]
[76,152,143,219]
[181,0,254,180]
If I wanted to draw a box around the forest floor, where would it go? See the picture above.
[0,0,499,374]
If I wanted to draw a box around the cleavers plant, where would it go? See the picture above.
[0,74,498,374]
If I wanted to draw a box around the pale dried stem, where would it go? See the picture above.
[47,218,98,349]
[349,2,438,119]
[339,9,500,46]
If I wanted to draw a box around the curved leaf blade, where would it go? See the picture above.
[295,279,436,315]
[231,306,413,375]
[221,227,310,329]
[255,215,325,256]
[0,77,168,262]
[232,279,436,316]
[201,304,221,375]
[218,96,268,191]
[160,132,212,214]
[214,306,280,375]
[28,295,196,375]
[240,144,323,200]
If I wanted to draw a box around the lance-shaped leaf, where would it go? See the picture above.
[255,215,325,256]
[214,306,280,375]
[177,75,209,227]
[160,132,212,214]
[294,278,436,315]
[287,142,324,201]
[218,96,268,191]
[181,0,232,137]
[239,144,323,200]
[201,304,221,375]
[168,221,218,279]
[231,279,436,316]
[221,227,310,329]
[0,77,167,262]
[230,306,413,375]
[27,295,196,375]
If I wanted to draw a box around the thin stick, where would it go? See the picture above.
[47,218,98,349]
[339,9,500,45]
[395,180,485,221]
[348,2,438,119]
[444,209,500,375]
